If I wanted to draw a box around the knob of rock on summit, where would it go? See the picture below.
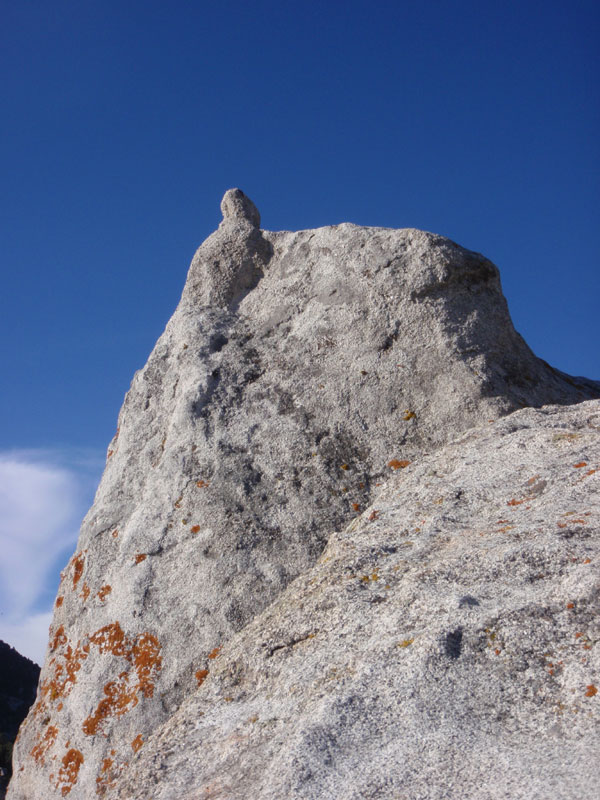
[220,188,261,228]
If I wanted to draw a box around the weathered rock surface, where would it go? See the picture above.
[9,190,599,799]
[113,399,600,800]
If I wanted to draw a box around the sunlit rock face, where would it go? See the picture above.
[113,400,600,800]
[8,190,599,800]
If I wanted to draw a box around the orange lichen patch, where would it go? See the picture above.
[55,596,64,608]
[507,498,525,506]
[111,529,119,538]
[340,463,350,470]
[131,734,144,753]
[573,462,587,469]
[403,410,416,421]
[585,685,597,697]
[80,583,91,602]
[55,748,84,796]
[368,510,380,521]
[352,503,361,512]
[30,724,58,765]
[101,758,113,772]
[583,558,591,564]
[196,480,210,488]
[47,641,88,699]
[526,475,541,485]
[190,525,201,534]
[388,459,411,470]
[83,677,139,736]
[97,585,112,602]
[208,646,221,660]
[566,602,575,609]
[132,633,162,698]
[174,494,183,508]
[89,622,129,659]
[38,622,162,745]
[134,554,147,564]
[72,553,85,589]
[195,668,209,687]
[107,450,114,459]
[82,624,162,736]
[50,626,68,652]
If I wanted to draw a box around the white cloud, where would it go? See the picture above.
[0,449,102,665]
[0,611,53,665]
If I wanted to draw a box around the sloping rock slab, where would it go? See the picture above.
[113,400,600,800]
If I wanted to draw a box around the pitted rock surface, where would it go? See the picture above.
[9,191,599,799]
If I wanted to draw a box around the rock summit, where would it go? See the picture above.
[9,191,599,800]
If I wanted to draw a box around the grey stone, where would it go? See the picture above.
[111,399,600,800]
[8,191,599,800]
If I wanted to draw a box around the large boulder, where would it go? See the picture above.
[8,190,599,799]
[113,399,600,800]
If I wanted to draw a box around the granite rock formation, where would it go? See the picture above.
[8,190,599,799]
[113,399,600,800]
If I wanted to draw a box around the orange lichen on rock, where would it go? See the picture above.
[132,633,162,698]
[55,596,64,608]
[82,678,138,736]
[368,510,380,521]
[507,498,525,506]
[89,622,129,659]
[55,748,84,796]
[196,480,210,488]
[131,734,143,753]
[111,529,119,538]
[195,668,209,687]
[95,755,116,794]
[80,583,91,602]
[82,623,162,736]
[134,554,147,564]
[97,585,112,602]
[51,626,68,652]
[585,685,597,697]
[208,646,221,660]
[573,462,588,469]
[190,524,201,533]
[388,459,411,470]
[72,553,85,588]
[30,724,58,765]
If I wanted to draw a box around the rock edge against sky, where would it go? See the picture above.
[8,190,599,800]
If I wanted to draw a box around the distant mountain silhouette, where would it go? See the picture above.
[0,640,40,793]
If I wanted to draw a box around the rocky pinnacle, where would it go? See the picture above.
[8,191,599,800]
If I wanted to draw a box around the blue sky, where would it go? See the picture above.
[1,0,598,663]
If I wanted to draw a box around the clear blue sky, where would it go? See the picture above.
[1,0,598,662]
